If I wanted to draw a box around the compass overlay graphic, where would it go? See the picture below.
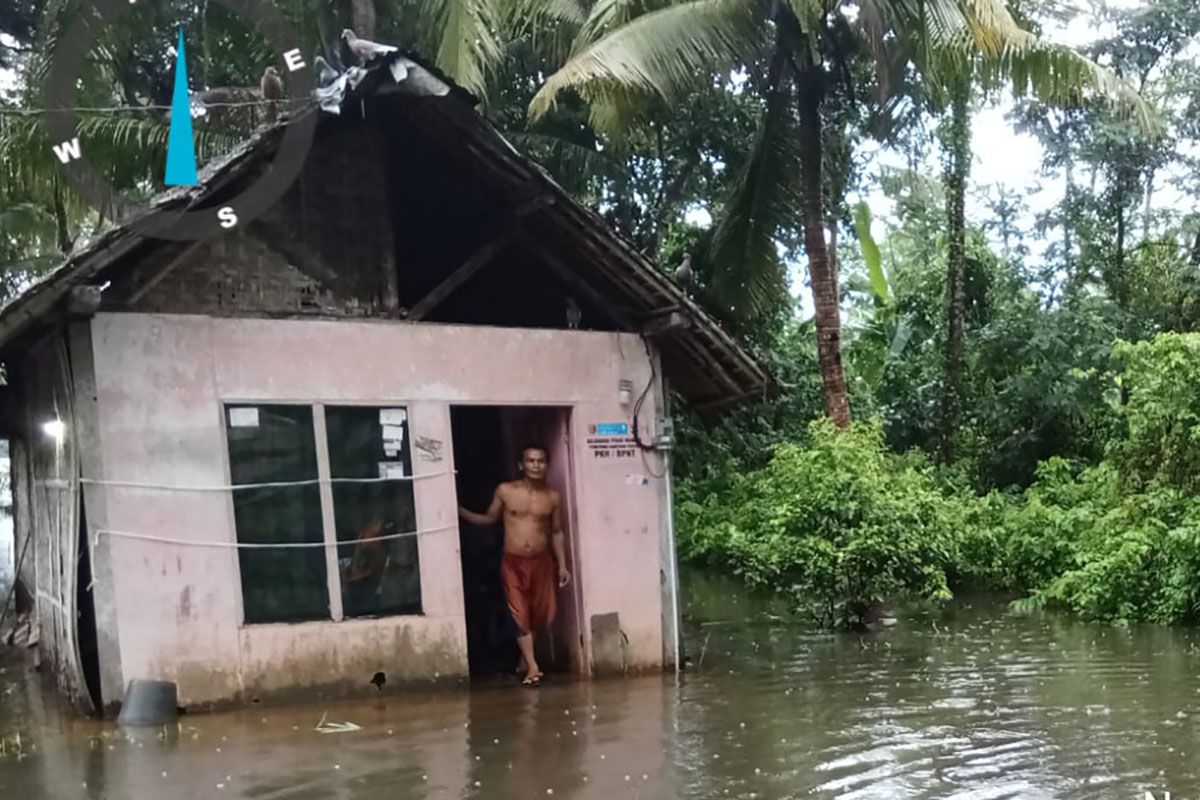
[44,0,317,242]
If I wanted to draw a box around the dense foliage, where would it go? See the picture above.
[678,420,959,628]
[679,332,1200,627]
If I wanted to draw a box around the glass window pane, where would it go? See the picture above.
[325,406,422,618]
[225,405,329,624]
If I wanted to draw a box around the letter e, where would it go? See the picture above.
[284,49,305,72]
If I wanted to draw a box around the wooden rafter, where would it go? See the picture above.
[520,233,638,332]
[406,191,555,321]
[125,241,203,304]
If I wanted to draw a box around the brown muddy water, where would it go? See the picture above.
[3,570,1200,799]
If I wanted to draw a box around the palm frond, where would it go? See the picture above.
[529,0,769,120]
[870,0,1153,134]
[704,88,799,319]
[984,42,1157,134]
[574,0,646,51]
[504,0,590,65]
[954,0,1033,55]
[867,0,1030,60]
[0,112,239,226]
[507,0,590,28]
[421,0,505,100]
[786,0,833,32]
[504,128,624,197]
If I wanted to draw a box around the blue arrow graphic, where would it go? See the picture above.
[164,28,198,186]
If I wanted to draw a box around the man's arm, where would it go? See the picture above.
[551,494,570,587]
[459,486,503,527]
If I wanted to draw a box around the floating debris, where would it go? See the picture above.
[314,711,362,734]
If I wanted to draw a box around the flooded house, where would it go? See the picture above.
[0,55,768,714]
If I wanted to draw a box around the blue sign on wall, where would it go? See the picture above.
[595,422,629,436]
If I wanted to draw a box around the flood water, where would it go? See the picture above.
[3,570,1200,799]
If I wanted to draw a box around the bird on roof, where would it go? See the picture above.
[314,55,339,89]
[371,671,386,691]
[341,29,397,65]
[675,252,694,290]
[566,296,582,330]
[260,66,284,124]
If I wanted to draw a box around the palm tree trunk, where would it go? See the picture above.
[1115,205,1126,308]
[350,0,376,39]
[796,64,850,428]
[1063,159,1075,285]
[938,78,969,462]
[52,178,72,255]
[1142,166,1154,241]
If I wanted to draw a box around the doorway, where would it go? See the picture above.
[450,405,583,680]
[76,500,102,712]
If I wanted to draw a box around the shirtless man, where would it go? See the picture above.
[458,445,570,685]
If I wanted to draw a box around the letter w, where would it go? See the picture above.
[1145,791,1171,800]
[52,138,82,164]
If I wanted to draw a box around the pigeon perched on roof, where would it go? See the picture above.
[566,296,582,330]
[260,66,283,124]
[675,252,694,289]
[341,29,397,65]
[314,55,339,89]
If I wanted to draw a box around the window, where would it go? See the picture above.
[226,405,328,624]
[224,403,422,625]
[326,406,421,617]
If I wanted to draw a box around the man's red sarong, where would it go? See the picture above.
[501,551,558,635]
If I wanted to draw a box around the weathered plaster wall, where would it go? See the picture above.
[88,313,665,705]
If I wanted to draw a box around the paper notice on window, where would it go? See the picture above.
[379,408,407,426]
[381,423,405,450]
[378,462,407,480]
[229,407,259,427]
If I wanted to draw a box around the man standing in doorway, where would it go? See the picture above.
[458,445,571,686]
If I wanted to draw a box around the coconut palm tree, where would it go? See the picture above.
[923,34,1153,460]
[529,0,1153,428]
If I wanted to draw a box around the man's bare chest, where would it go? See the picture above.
[502,490,555,519]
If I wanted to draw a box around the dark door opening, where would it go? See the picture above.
[76,501,102,713]
[451,406,516,678]
[451,405,583,680]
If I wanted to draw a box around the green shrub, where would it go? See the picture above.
[1024,478,1200,625]
[677,420,957,628]
[679,332,1200,629]
[1013,334,1200,624]
[1111,333,1200,493]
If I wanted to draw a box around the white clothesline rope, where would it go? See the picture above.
[95,522,458,549]
[81,469,454,493]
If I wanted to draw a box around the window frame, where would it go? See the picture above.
[220,399,424,627]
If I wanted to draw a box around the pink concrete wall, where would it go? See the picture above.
[88,313,665,704]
